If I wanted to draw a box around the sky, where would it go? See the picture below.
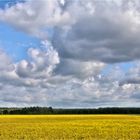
[0,0,140,108]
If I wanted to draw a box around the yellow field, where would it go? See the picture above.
[0,115,140,140]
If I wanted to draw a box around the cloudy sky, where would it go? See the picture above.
[0,0,140,108]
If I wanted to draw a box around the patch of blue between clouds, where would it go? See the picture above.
[0,21,41,62]
[0,0,25,9]
[101,62,134,76]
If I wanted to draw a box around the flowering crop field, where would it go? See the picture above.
[0,115,140,140]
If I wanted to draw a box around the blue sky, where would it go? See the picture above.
[0,0,24,9]
[0,0,140,107]
[0,21,41,61]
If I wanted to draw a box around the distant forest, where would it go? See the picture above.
[0,107,140,114]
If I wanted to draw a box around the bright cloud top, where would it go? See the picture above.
[0,0,140,107]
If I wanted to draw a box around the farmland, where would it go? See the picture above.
[0,115,140,140]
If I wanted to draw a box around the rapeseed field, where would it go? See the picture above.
[0,115,139,140]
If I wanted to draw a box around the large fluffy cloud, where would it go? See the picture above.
[0,0,70,38]
[52,0,140,63]
[16,41,60,79]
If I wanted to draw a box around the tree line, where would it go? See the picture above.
[0,107,140,114]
